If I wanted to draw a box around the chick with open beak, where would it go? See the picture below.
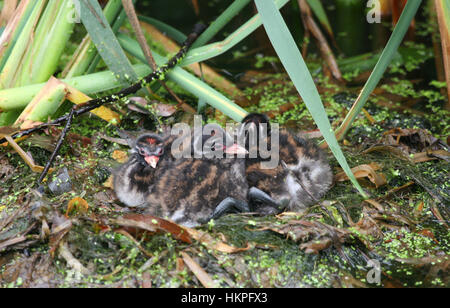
[113,134,168,208]
[145,124,250,227]
[134,134,165,168]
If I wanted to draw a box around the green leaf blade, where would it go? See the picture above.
[335,0,422,140]
[79,0,137,86]
[306,0,333,38]
[255,0,367,197]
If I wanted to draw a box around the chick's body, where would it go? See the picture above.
[147,156,248,227]
[113,134,174,208]
[114,127,248,227]
[242,114,333,212]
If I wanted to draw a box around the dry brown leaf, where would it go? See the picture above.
[176,257,185,272]
[353,212,384,240]
[155,103,177,117]
[335,163,387,188]
[364,128,450,163]
[66,197,89,218]
[107,214,251,253]
[4,135,53,174]
[184,227,252,253]
[49,215,72,257]
[300,238,332,254]
[264,220,351,254]
[128,97,179,117]
[0,126,20,137]
[65,84,120,124]
[364,199,384,211]
[0,236,27,251]
[112,150,128,163]
[382,128,446,153]
[103,175,114,189]
[411,150,450,163]
[117,214,193,244]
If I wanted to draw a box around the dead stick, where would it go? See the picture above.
[37,108,75,185]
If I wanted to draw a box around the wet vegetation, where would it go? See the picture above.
[0,0,449,288]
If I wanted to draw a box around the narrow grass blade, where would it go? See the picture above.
[306,0,333,38]
[181,0,290,66]
[192,0,252,48]
[138,23,242,97]
[335,0,422,140]
[63,0,124,78]
[121,0,156,69]
[79,0,137,85]
[85,0,133,74]
[255,0,367,197]
[118,35,248,121]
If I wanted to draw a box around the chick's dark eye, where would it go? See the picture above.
[214,143,224,150]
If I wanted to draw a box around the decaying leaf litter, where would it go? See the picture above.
[1,0,449,288]
[1,79,448,288]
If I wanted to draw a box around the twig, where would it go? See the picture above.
[0,24,205,146]
[58,241,91,276]
[0,236,27,251]
[121,0,195,113]
[180,251,218,288]
[38,107,75,185]
[2,24,206,187]
[298,0,342,81]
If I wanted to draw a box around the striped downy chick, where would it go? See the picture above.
[145,124,249,227]
[241,113,333,213]
[113,133,171,208]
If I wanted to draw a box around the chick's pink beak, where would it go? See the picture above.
[224,144,248,155]
[145,155,159,168]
